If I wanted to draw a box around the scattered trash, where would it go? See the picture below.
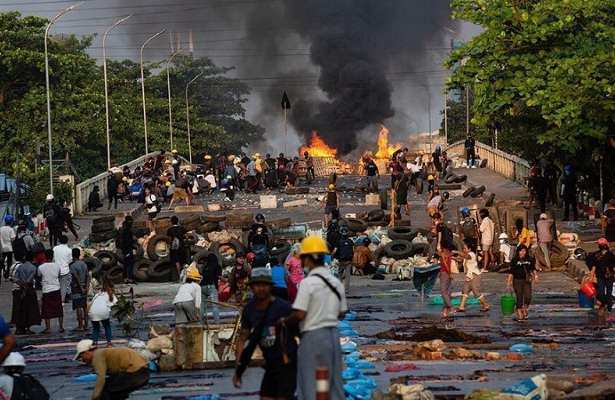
[388,383,435,400]
[74,373,97,382]
[501,374,547,400]
[384,363,418,372]
[509,343,534,354]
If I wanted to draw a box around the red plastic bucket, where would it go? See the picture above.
[580,281,596,298]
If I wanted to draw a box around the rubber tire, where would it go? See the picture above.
[133,259,151,282]
[84,257,104,278]
[345,218,368,233]
[480,159,488,168]
[384,240,414,259]
[484,193,496,207]
[453,175,467,183]
[105,265,124,284]
[470,185,486,198]
[91,221,115,233]
[202,215,226,223]
[148,259,174,282]
[270,241,291,256]
[92,215,115,224]
[388,227,414,241]
[411,228,432,241]
[410,242,429,257]
[94,250,119,270]
[445,174,458,184]
[415,177,424,194]
[367,209,385,222]
[135,246,145,259]
[211,239,246,257]
[146,235,171,261]
[463,187,476,198]
[89,230,116,243]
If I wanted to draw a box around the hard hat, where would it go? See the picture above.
[498,233,509,240]
[427,175,434,181]
[204,154,212,160]
[442,191,450,200]
[122,177,128,182]
[597,237,609,247]
[2,352,25,368]
[251,154,257,160]
[164,160,172,164]
[539,213,548,220]
[233,158,241,165]
[255,213,265,222]
[299,235,329,256]
[461,207,470,216]
[74,339,95,360]
[246,252,256,263]
[186,264,202,281]
[254,153,261,158]
[328,184,335,190]
[171,149,178,154]
[165,181,171,187]
[4,215,14,225]
[228,155,235,162]
[172,159,178,165]
[249,267,272,285]
[46,194,54,201]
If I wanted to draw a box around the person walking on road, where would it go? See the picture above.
[106,172,119,210]
[43,194,64,248]
[74,339,149,400]
[536,213,554,271]
[458,207,478,249]
[89,279,117,347]
[282,236,347,400]
[464,135,476,167]
[117,216,137,284]
[53,235,73,303]
[0,215,16,282]
[434,213,456,319]
[323,184,340,227]
[587,238,615,313]
[507,245,537,322]
[69,248,90,331]
[333,226,354,294]
[199,253,222,324]
[167,216,187,281]
[478,208,495,271]
[233,268,298,400]
[364,156,379,193]
[454,240,490,312]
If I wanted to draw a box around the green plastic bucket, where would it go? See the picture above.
[500,293,516,315]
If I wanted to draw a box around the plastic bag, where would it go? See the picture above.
[509,343,534,354]
[501,374,547,400]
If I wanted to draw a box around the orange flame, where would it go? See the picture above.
[299,131,338,158]
[374,124,401,159]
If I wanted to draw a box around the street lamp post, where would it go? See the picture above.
[44,2,82,195]
[140,29,165,156]
[102,15,131,170]
[166,50,181,150]
[185,72,203,164]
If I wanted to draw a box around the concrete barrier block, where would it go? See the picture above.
[283,199,308,208]
[260,195,277,209]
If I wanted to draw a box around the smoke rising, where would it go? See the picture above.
[108,0,456,154]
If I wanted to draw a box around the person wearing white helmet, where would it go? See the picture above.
[0,352,49,399]
[498,233,514,271]
[74,339,149,400]
[42,194,64,248]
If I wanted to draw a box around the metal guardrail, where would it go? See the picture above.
[74,151,161,215]
[444,140,530,186]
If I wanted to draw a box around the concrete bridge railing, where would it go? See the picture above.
[74,151,162,215]
[444,140,530,186]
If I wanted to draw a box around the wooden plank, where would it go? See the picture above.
[174,205,205,213]
[260,195,277,209]
[283,199,308,208]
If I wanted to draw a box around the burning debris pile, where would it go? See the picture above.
[299,131,353,175]
[373,125,401,160]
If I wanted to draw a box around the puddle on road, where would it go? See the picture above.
[374,326,490,344]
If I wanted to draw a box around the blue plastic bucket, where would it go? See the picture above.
[578,290,595,308]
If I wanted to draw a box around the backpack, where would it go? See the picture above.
[12,235,28,262]
[440,225,455,250]
[461,218,477,239]
[44,206,59,226]
[337,239,354,261]
[11,374,50,400]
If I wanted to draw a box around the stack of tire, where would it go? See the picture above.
[364,209,389,227]
[86,250,124,284]
[89,216,117,243]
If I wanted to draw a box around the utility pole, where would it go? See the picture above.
[166,50,181,150]
[465,87,470,136]
[444,91,448,145]
[140,29,165,156]
[185,71,203,164]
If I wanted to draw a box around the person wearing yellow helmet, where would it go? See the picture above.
[322,183,339,226]
[173,263,202,324]
[279,235,347,400]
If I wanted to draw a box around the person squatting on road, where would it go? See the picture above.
[74,339,149,400]
[454,239,490,312]
[507,245,538,322]
[234,268,298,400]
[281,236,348,400]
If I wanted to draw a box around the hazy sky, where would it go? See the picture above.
[1,0,479,153]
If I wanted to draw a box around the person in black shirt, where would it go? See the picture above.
[506,245,537,321]
[561,164,578,221]
[167,216,187,281]
[464,135,476,167]
[233,268,297,400]
[544,161,560,207]
[603,199,615,244]
[394,174,410,219]
[248,214,270,268]
[117,216,136,284]
[364,157,379,193]
[199,253,222,323]
[323,184,339,226]
[304,151,315,184]
[529,167,548,213]
[587,238,615,312]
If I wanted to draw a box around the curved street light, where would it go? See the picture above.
[102,14,131,170]
[44,2,82,194]
[139,29,165,156]
[185,71,203,164]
